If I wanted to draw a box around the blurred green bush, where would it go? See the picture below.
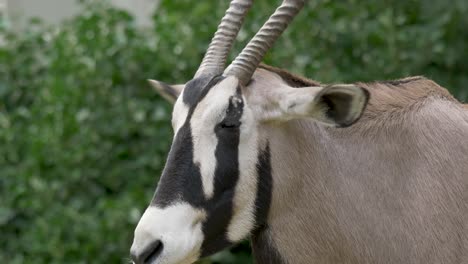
[0,0,466,263]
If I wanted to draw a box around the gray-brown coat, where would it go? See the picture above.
[252,65,468,264]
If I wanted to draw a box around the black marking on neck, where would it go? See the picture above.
[252,227,285,264]
[253,143,273,231]
[251,143,284,263]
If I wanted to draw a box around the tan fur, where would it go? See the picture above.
[250,66,468,264]
[259,63,321,87]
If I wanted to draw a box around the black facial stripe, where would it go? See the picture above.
[201,86,244,256]
[152,75,224,208]
[152,79,249,256]
[151,122,205,208]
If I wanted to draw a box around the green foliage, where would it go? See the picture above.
[155,0,468,101]
[1,1,172,263]
[0,0,466,263]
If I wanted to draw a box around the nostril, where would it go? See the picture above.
[139,240,163,264]
[131,240,164,264]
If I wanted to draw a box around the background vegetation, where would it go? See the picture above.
[1,0,467,263]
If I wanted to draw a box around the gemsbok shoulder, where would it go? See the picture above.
[130,0,468,263]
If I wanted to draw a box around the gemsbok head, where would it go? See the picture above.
[130,1,468,264]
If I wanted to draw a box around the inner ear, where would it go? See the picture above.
[316,85,370,127]
[148,79,184,104]
[320,91,354,124]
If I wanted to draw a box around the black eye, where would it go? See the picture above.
[220,122,239,129]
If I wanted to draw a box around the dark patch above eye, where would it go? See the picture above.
[217,93,244,130]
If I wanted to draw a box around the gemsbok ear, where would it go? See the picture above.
[313,84,370,127]
[148,79,184,104]
[253,84,369,127]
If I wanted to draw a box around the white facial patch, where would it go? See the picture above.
[190,76,240,199]
[226,103,259,242]
[132,203,206,264]
[244,68,323,122]
[172,89,190,134]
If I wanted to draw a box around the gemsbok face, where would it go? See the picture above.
[130,1,369,263]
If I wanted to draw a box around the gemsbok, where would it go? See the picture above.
[130,0,468,263]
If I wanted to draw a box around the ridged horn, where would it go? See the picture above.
[195,0,254,78]
[225,0,305,85]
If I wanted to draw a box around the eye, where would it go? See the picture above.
[220,122,240,129]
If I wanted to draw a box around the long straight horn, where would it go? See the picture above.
[225,0,305,85]
[195,0,253,78]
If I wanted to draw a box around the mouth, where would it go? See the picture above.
[131,250,199,264]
